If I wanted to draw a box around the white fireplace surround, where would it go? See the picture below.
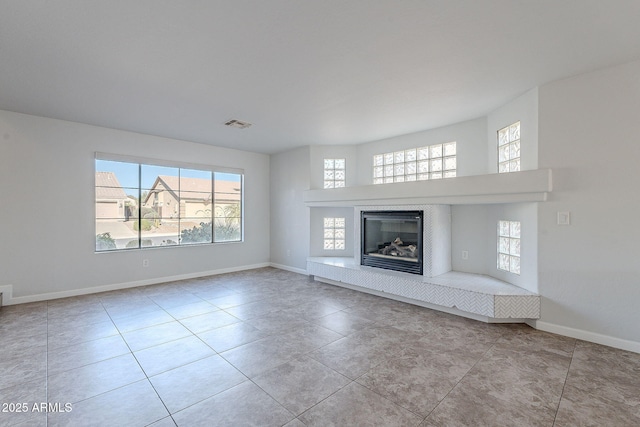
[307,203,541,321]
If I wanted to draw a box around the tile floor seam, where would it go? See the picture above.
[420,331,505,423]
[551,338,579,427]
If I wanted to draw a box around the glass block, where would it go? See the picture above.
[417,160,429,173]
[324,218,334,228]
[444,157,456,170]
[324,159,334,169]
[335,218,345,227]
[394,151,404,163]
[430,144,443,158]
[335,229,345,239]
[406,162,416,174]
[373,178,384,185]
[406,174,417,181]
[499,254,510,271]
[510,238,521,256]
[444,142,456,156]
[334,239,345,250]
[394,175,405,183]
[499,162,509,173]
[373,155,384,166]
[324,181,334,189]
[384,165,394,177]
[417,173,429,181]
[499,145,510,163]
[510,141,520,159]
[324,170,334,180]
[430,158,442,172]
[498,127,509,146]
[373,166,384,178]
[499,220,510,236]
[510,122,520,141]
[324,229,334,239]
[510,256,521,274]
[444,171,456,178]
[335,170,345,180]
[335,181,345,188]
[384,153,394,164]
[394,163,405,175]
[324,240,334,250]
[417,147,429,160]
[509,159,520,172]
[334,159,345,169]
[430,172,442,179]
[405,149,416,162]
[510,221,521,238]
[499,237,510,254]
[384,177,394,184]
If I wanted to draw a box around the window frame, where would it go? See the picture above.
[95,153,244,252]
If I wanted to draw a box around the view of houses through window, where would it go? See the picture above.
[373,142,456,184]
[95,159,242,251]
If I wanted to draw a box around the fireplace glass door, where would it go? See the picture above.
[361,210,423,275]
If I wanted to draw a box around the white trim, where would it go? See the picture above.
[96,152,244,175]
[2,263,269,306]
[270,263,308,275]
[531,320,640,354]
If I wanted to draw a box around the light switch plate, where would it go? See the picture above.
[557,211,571,225]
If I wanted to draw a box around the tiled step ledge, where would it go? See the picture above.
[307,257,540,322]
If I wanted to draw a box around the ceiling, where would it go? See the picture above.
[2,1,640,154]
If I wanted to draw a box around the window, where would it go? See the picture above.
[323,217,345,250]
[324,159,345,188]
[95,156,242,251]
[498,220,521,274]
[498,121,520,173]
[373,142,456,184]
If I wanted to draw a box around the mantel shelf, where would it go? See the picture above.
[303,169,552,206]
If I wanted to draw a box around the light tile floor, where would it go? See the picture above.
[1,267,639,426]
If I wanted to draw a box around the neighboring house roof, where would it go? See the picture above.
[143,175,241,204]
[96,172,128,200]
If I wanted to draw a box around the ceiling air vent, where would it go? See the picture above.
[224,119,252,129]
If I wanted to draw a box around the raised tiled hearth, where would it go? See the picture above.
[307,257,540,321]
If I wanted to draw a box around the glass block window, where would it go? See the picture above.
[498,121,520,173]
[323,217,345,250]
[324,159,345,189]
[498,220,521,275]
[373,142,456,184]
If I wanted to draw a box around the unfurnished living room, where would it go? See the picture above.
[1,1,639,426]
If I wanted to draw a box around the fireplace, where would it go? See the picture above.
[361,210,423,275]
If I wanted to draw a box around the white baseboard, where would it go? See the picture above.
[531,320,640,354]
[3,263,271,306]
[269,263,308,275]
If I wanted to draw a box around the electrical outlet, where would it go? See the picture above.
[462,250,469,260]
[142,259,149,267]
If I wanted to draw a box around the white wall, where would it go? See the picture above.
[309,207,355,257]
[0,110,270,300]
[269,146,310,271]
[536,60,640,345]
